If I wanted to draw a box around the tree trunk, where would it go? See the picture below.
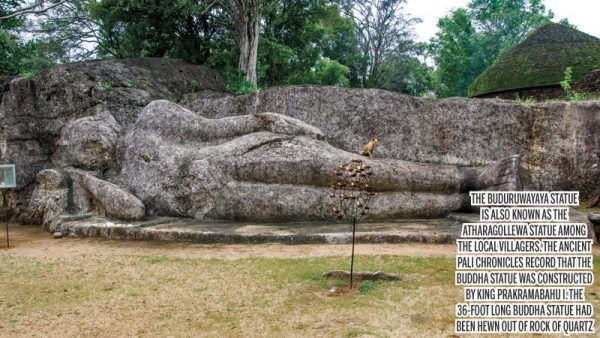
[245,14,259,86]
[237,14,249,73]
[232,1,259,87]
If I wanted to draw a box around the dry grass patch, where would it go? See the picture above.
[0,225,599,337]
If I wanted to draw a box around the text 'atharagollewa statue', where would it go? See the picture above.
[329,157,376,288]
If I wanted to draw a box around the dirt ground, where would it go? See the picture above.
[1,225,599,338]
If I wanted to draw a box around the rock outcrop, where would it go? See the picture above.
[0,58,226,219]
[121,100,523,221]
[24,168,145,231]
[183,86,600,205]
[1,59,598,225]
[52,111,121,171]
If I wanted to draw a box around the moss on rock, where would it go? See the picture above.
[469,23,600,97]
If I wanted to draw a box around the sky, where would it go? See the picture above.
[404,0,600,42]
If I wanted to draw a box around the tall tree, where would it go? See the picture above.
[342,0,420,87]
[214,0,265,86]
[0,0,25,75]
[259,0,359,87]
[26,0,100,60]
[93,0,263,86]
[429,8,485,98]
[91,0,221,64]
[430,0,554,97]
[377,54,433,96]
[1,0,67,76]
[0,0,68,20]
[469,0,553,63]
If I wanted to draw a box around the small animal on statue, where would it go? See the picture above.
[360,138,379,158]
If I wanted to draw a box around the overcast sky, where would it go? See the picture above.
[404,0,600,42]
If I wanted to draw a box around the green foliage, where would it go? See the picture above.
[288,57,350,87]
[0,1,65,76]
[14,0,426,96]
[0,30,23,76]
[0,36,62,77]
[220,66,257,95]
[19,40,64,76]
[468,24,600,97]
[99,81,113,91]
[358,280,382,294]
[560,67,574,97]
[378,54,433,96]
[468,0,553,55]
[0,1,25,75]
[313,58,350,87]
[90,0,217,64]
[91,0,364,90]
[430,8,484,97]
[430,0,555,97]
[557,68,594,102]
[259,0,359,87]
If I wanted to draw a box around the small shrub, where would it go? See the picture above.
[229,80,256,95]
[18,70,36,78]
[560,67,574,98]
[514,94,536,105]
[219,66,257,95]
[556,67,597,102]
[99,81,113,91]
[191,80,199,92]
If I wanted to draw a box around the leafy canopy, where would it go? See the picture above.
[430,0,555,97]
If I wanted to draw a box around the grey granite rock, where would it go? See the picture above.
[4,61,598,224]
[121,100,523,221]
[67,169,145,221]
[1,58,226,219]
[52,111,121,170]
[21,169,69,230]
[183,86,600,205]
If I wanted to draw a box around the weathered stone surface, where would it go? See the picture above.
[574,69,600,94]
[58,216,462,244]
[23,167,144,230]
[476,155,528,191]
[528,102,600,204]
[183,86,533,165]
[21,169,69,230]
[569,208,598,243]
[182,86,600,204]
[52,110,121,170]
[67,169,145,221]
[0,58,226,219]
[3,59,598,224]
[121,100,522,221]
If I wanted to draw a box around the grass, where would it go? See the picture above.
[0,251,458,336]
[515,92,600,105]
[0,226,599,337]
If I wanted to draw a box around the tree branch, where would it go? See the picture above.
[0,0,69,20]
